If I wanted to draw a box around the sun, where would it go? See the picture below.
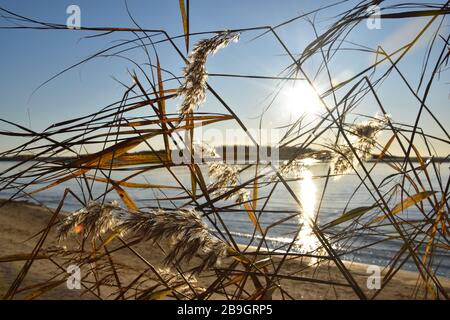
[282,82,322,118]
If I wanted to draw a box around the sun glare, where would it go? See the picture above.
[282,82,322,118]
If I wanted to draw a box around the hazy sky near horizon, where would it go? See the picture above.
[0,0,448,156]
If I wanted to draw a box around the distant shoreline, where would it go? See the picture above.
[0,155,448,163]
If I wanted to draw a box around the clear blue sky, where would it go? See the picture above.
[0,0,448,155]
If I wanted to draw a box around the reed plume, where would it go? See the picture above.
[58,201,228,272]
[330,114,390,176]
[56,200,121,241]
[117,208,228,271]
[178,31,240,117]
[208,162,250,204]
[270,159,306,182]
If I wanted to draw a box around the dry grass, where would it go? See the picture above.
[0,1,449,300]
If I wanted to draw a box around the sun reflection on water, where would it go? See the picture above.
[295,169,320,255]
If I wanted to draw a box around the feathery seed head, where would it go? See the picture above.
[56,200,121,241]
[58,201,228,272]
[270,159,306,182]
[178,31,240,117]
[207,162,250,204]
[330,114,390,177]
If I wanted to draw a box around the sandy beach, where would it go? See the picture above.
[0,199,448,300]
